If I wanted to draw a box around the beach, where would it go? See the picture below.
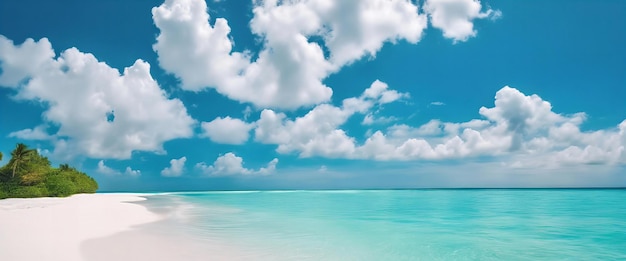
[0,194,193,261]
[1,190,625,260]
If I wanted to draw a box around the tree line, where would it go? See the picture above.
[0,143,98,199]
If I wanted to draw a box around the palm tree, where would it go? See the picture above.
[59,164,70,171]
[0,151,3,161]
[10,143,35,178]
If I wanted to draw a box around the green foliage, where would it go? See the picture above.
[46,174,76,197]
[0,143,98,199]
[9,184,48,198]
[10,143,36,178]
[19,152,51,186]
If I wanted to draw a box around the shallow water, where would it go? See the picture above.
[145,189,626,260]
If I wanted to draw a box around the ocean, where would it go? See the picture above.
[143,189,626,260]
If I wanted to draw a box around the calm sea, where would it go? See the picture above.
[144,189,626,260]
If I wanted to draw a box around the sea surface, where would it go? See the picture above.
[143,189,626,260]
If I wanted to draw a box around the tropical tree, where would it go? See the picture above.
[59,164,71,171]
[0,151,3,161]
[10,143,35,178]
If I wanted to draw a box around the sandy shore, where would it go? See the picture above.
[0,194,161,261]
[0,193,245,261]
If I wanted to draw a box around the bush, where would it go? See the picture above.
[74,174,98,193]
[10,185,47,198]
[46,175,77,197]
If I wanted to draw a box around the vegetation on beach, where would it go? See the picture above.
[0,143,98,199]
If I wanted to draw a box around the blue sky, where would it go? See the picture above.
[0,0,624,191]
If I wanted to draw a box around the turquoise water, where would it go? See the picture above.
[148,190,626,260]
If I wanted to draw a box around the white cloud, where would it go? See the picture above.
[362,113,397,125]
[152,0,427,109]
[388,120,443,138]
[478,86,569,151]
[152,0,331,109]
[257,158,279,175]
[96,160,141,177]
[0,36,196,160]
[97,160,120,176]
[271,0,428,66]
[253,82,626,167]
[242,106,253,120]
[124,166,141,177]
[200,116,254,144]
[430,101,445,106]
[161,156,187,177]
[252,0,427,67]
[0,37,54,87]
[196,152,278,176]
[357,87,624,163]
[424,0,499,43]
[255,80,407,158]
[8,125,53,140]
[490,10,503,21]
[151,0,250,93]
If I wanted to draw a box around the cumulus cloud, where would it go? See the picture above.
[161,156,187,177]
[124,166,141,177]
[97,160,120,176]
[152,0,331,108]
[253,82,626,167]
[252,0,428,66]
[424,0,499,43]
[200,117,254,144]
[97,160,140,177]
[255,80,408,157]
[362,113,398,125]
[152,0,428,109]
[0,36,196,160]
[8,125,53,140]
[151,0,250,92]
[195,152,278,176]
[0,37,54,87]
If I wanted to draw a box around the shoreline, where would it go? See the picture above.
[81,193,246,261]
[80,217,244,261]
[0,193,244,261]
[0,193,162,261]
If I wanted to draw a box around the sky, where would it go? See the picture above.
[0,0,625,191]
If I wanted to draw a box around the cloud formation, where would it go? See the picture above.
[253,82,626,167]
[0,36,196,160]
[196,152,278,176]
[200,117,254,144]
[424,0,499,42]
[255,80,408,157]
[8,125,53,140]
[124,166,141,177]
[152,0,428,109]
[97,160,119,176]
[96,160,141,177]
[161,156,187,177]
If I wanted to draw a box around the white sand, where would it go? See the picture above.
[0,194,162,261]
[0,193,248,261]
